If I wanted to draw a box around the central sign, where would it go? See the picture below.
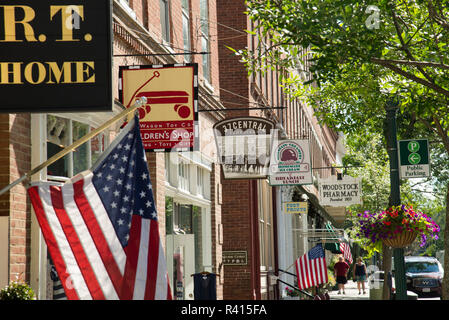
[213,117,275,179]
[0,1,113,112]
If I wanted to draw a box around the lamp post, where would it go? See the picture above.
[384,98,407,300]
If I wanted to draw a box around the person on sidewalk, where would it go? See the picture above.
[353,257,367,294]
[334,256,350,294]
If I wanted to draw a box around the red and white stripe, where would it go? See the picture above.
[28,172,171,300]
[340,242,353,264]
[295,254,328,290]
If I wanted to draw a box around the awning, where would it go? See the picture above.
[322,222,343,254]
[324,242,342,254]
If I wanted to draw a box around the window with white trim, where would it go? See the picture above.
[200,0,210,82]
[46,115,106,180]
[178,159,190,192]
[182,0,191,62]
[160,0,170,43]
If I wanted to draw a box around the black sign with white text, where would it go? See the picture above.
[0,1,112,112]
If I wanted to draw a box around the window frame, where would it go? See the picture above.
[160,0,171,43]
[181,0,191,62]
[200,0,210,83]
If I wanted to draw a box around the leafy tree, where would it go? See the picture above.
[235,0,449,298]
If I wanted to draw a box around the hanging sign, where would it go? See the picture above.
[0,0,113,112]
[318,176,362,206]
[268,140,313,186]
[119,64,199,151]
[213,117,275,179]
[398,139,431,179]
[283,201,308,214]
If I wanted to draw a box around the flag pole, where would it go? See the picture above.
[0,98,147,197]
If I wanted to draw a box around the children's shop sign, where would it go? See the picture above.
[0,1,113,112]
[119,64,198,152]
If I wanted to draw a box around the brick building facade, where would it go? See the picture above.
[0,0,342,301]
[216,0,341,300]
[0,0,226,300]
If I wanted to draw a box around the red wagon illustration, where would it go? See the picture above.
[135,91,192,120]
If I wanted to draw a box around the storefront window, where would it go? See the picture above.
[257,180,275,299]
[165,152,213,300]
[72,121,90,175]
[166,199,210,300]
[47,116,70,177]
[46,115,105,179]
[44,114,106,299]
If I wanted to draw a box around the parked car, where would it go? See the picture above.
[405,256,443,298]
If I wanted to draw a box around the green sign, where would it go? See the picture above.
[398,139,430,178]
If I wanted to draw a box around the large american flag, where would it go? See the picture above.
[295,244,328,290]
[340,242,353,264]
[28,116,172,300]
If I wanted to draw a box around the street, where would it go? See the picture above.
[328,280,441,300]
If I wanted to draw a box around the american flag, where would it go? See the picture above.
[295,244,328,290]
[28,116,172,300]
[340,242,353,264]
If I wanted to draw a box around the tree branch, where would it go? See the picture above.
[371,57,449,97]
[427,0,449,31]
[432,115,449,152]
[391,9,435,83]
[371,58,449,70]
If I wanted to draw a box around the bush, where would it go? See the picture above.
[0,281,36,300]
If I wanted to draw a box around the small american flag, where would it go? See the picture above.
[340,242,353,264]
[28,116,172,300]
[295,244,328,290]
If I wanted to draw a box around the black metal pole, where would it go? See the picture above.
[385,98,407,300]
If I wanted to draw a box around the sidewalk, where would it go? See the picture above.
[328,280,370,300]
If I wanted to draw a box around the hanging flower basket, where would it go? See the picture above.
[355,205,440,250]
[382,231,417,248]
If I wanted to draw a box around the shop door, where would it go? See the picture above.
[167,234,195,300]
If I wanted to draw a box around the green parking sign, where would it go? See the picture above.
[398,139,430,178]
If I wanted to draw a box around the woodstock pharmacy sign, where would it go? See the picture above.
[318,176,362,207]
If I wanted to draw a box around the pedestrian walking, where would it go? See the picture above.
[334,256,350,294]
[353,257,367,294]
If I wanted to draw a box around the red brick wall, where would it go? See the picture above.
[216,0,258,300]
[221,178,254,300]
[217,0,250,118]
[0,114,32,283]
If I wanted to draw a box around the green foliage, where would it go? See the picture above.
[244,0,449,98]
[241,0,449,166]
[0,281,36,300]
[339,130,443,257]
